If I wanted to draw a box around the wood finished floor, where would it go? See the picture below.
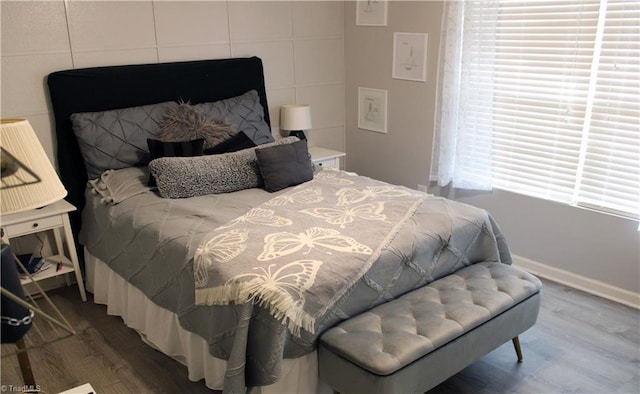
[1,278,638,394]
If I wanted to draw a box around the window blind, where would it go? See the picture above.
[462,0,639,219]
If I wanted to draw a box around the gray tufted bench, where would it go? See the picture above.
[318,261,542,394]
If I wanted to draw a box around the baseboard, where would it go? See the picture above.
[512,254,640,310]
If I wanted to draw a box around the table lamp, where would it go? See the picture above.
[280,104,312,140]
[1,119,67,214]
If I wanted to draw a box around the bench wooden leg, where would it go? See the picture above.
[512,336,523,363]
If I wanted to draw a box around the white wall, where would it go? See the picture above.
[0,0,345,166]
[344,1,440,188]
[344,1,639,305]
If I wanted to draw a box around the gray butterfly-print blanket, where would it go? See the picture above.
[194,170,427,335]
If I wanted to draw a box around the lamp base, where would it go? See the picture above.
[289,130,307,140]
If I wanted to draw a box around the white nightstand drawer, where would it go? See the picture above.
[314,158,339,169]
[3,214,63,237]
[309,147,345,171]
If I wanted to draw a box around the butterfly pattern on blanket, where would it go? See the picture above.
[194,170,427,335]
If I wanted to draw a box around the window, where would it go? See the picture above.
[432,0,639,220]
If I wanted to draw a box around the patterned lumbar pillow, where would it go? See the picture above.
[157,102,236,149]
[148,137,299,199]
[146,138,205,186]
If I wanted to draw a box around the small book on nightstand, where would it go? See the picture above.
[16,253,52,278]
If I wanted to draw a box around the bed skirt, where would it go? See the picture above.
[84,248,331,393]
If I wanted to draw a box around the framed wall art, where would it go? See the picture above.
[392,32,428,82]
[358,87,388,133]
[356,0,388,26]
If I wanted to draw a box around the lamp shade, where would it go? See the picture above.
[1,119,67,214]
[280,104,312,131]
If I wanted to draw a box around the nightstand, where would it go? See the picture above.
[309,146,346,170]
[1,200,87,302]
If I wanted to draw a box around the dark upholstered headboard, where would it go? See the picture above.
[47,56,270,239]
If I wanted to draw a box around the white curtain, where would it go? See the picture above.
[430,1,498,190]
[430,0,639,220]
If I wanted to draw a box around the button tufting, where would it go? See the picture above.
[320,261,542,377]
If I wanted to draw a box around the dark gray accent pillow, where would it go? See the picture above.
[70,101,176,179]
[147,138,205,160]
[256,139,314,192]
[156,102,236,149]
[194,90,274,146]
[203,131,256,155]
[148,137,298,199]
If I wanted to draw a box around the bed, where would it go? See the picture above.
[47,57,512,393]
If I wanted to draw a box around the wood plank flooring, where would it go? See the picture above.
[1,278,638,394]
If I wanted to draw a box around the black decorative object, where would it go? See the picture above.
[1,243,32,343]
[288,130,307,140]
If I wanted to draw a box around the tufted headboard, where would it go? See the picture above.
[47,56,270,239]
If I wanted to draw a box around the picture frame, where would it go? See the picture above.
[356,0,388,26]
[392,32,428,82]
[358,87,388,133]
